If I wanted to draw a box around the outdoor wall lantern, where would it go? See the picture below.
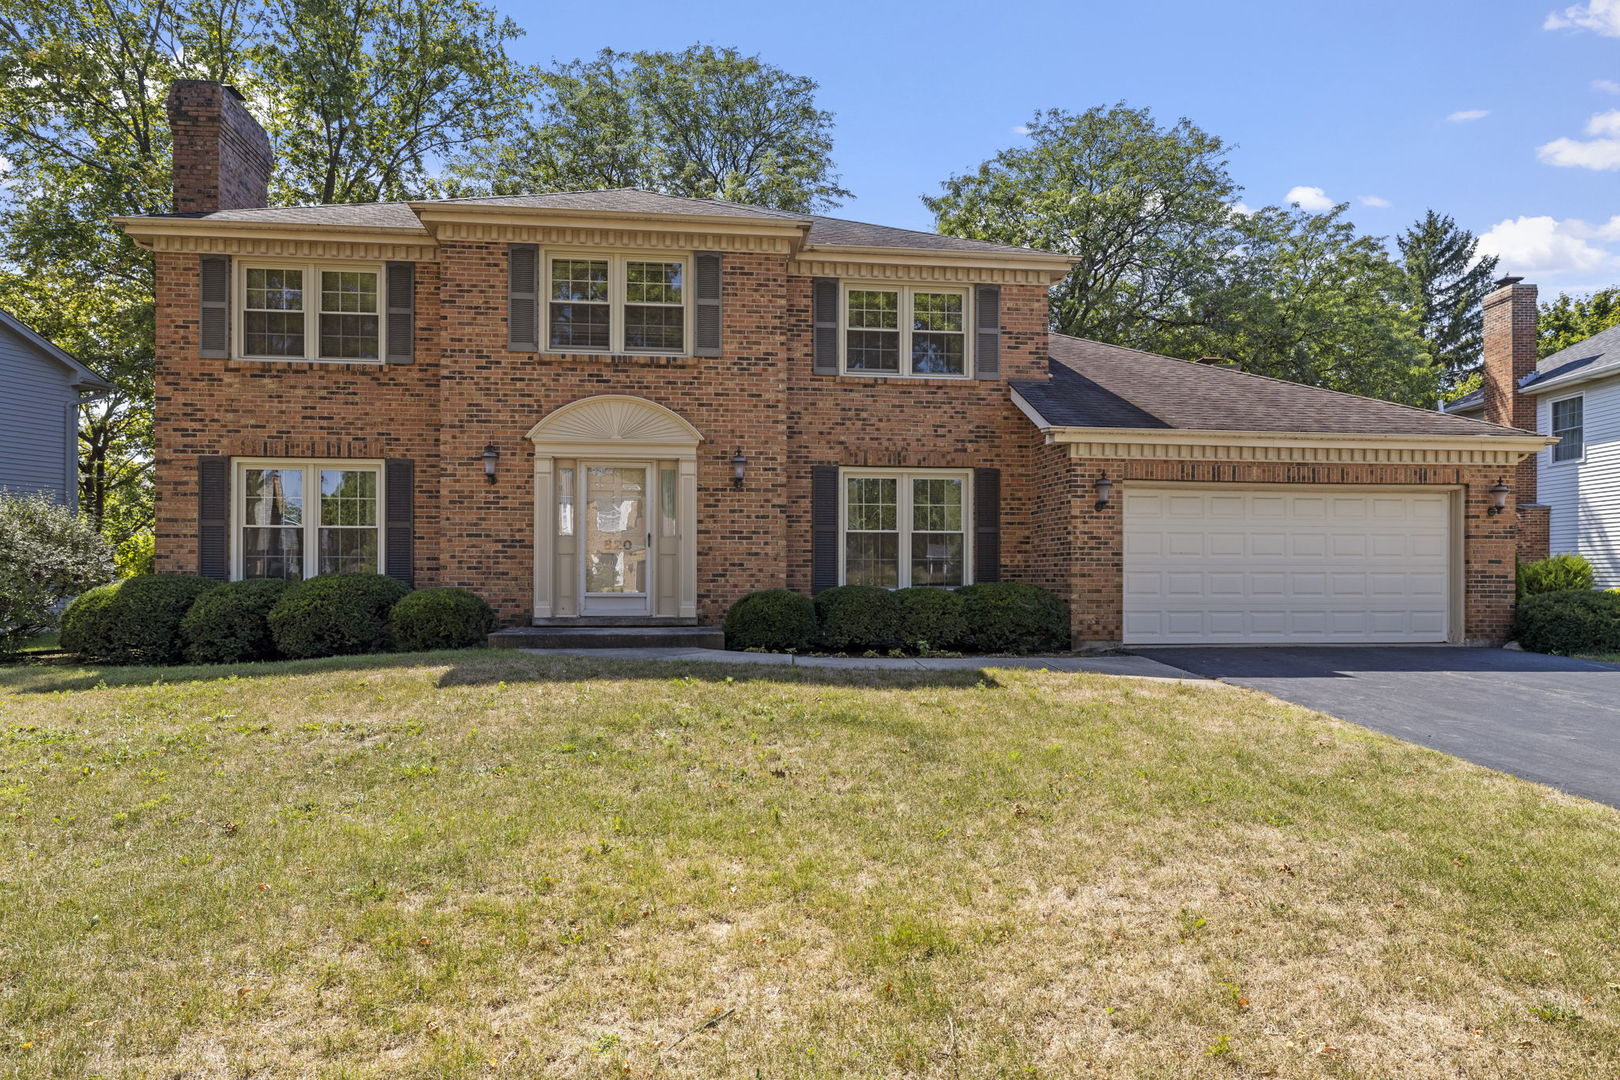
[482,443,500,484]
[1094,473,1113,511]
[732,448,748,489]
[1487,480,1510,515]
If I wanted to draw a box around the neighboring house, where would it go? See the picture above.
[115,81,1551,647]
[1447,278,1620,586]
[0,307,111,506]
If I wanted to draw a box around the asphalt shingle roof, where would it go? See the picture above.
[1013,335,1532,437]
[139,188,1057,257]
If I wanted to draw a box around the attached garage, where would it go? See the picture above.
[1121,486,1455,645]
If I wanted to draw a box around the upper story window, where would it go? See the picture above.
[1551,395,1584,463]
[238,262,382,362]
[236,460,382,580]
[842,284,969,378]
[546,254,688,355]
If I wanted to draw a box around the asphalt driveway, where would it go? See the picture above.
[1137,646,1620,807]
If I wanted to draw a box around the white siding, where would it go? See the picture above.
[1537,376,1620,588]
[0,321,78,504]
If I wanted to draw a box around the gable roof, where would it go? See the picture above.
[1518,321,1620,396]
[1013,334,1532,438]
[125,187,1059,259]
[0,308,111,392]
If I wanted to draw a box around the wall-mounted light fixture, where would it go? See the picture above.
[1094,473,1113,511]
[1487,479,1510,515]
[482,443,500,484]
[732,448,747,489]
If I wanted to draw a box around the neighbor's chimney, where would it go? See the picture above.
[166,81,271,214]
[1481,274,1539,502]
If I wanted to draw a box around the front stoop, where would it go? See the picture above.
[489,625,725,650]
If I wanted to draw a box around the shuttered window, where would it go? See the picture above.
[543,253,692,355]
[234,460,384,580]
[841,284,970,378]
[236,261,391,362]
[840,469,971,588]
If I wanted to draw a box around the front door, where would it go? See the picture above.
[580,463,651,615]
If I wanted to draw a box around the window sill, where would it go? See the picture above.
[827,372,985,387]
[522,349,697,367]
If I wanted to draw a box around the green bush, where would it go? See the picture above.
[114,531,155,578]
[180,578,291,664]
[815,584,905,652]
[390,587,496,652]
[958,581,1069,654]
[269,573,410,659]
[0,492,115,655]
[1517,554,1594,599]
[723,589,818,652]
[897,586,968,652]
[1515,589,1620,655]
[61,573,218,664]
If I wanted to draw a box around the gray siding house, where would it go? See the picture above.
[0,309,110,505]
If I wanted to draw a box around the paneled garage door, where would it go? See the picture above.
[1122,487,1453,645]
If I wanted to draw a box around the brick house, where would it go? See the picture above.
[118,81,1552,647]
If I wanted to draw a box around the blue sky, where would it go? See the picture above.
[495,0,1620,295]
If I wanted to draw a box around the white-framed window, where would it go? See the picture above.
[841,283,970,378]
[545,253,690,355]
[233,459,384,580]
[1551,395,1584,463]
[840,468,971,588]
[236,261,384,362]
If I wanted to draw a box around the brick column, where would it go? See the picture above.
[1480,277,1539,503]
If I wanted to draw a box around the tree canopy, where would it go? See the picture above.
[1396,210,1498,386]
[1539,288,1620,359]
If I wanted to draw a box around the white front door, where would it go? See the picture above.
[1122,486,1454,644]
[580,463,651,615]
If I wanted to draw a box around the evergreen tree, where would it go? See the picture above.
[1396,210,1498,385]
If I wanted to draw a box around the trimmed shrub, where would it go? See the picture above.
[390,587,497,652]
[59,582,117,657]
[897,586,968,652]
[1517,554,1594,599]
[815,584,905,652]
[724,589,818,652]
[180,578,291,664]
[62,573,218,664]
[957,582,1068,654]
[0,492,115,655]
[1515,589,1620,655]
[269,573,410,659]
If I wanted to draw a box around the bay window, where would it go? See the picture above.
[843,284,968,377]
[842,470,970,587]
[546,254,689,354]
[237,461,382,580]
[239,262,382,362]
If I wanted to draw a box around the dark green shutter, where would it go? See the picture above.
[974,284,1001,380]
[199,255,230,358]
[197,455,230,580]
[385,261,414,363]
[812,278,839,375]
[385,459,414,587]
[973,467,1000,583]
[694,251,722,356]
[811,465,839,593]
[508,244,538,351]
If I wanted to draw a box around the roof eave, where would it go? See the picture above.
[1024,419,1553,454]
[407,201,812,233]
[0,309,111,390]
[1519,365,1620,396]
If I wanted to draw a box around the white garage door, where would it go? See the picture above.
[1123,487,1453,645]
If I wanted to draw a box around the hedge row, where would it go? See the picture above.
[724,582,1068,655]
[61,573,496,666]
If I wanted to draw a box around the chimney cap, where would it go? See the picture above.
[1495,274,1524,287]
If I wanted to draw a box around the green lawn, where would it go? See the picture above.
[2,650,1619,1078]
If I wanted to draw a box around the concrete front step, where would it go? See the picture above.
[490,625,725,650]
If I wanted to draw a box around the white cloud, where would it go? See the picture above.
[1595,78,1620,93]
[1546,0,1620,35]
[1538,111,1620,168]
[1446,109,1491,122]
[1228,201,1255,217]
[1012,124,1032,136]
[1284,185,1334,211]
[1359,194,1391,208]
[1477,215,1618,276]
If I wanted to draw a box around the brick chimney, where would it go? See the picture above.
[1481,275,1539,500]
[166,81,271,213]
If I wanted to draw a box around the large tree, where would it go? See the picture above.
[1396,210,1498,385]
[446,45,852,213]
[0,0,531,540]
[926,104,1243,350]
[1539,288,1620,358]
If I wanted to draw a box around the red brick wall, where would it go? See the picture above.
[1481,280,1539,502]
[1043,456,1523,646]
[165,81,272,213]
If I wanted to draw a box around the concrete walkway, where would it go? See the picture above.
[517,646,1196,680]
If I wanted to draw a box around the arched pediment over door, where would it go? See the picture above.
[528,396,703,622]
